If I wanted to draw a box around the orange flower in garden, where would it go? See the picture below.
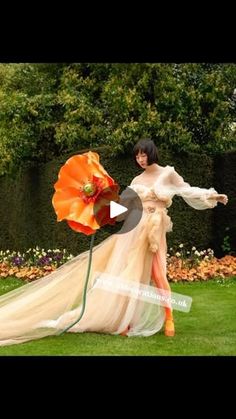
[52,151,120,235]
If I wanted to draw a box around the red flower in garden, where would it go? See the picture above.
[52,151,120,235]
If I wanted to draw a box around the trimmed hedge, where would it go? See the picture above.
[0,146,235,258]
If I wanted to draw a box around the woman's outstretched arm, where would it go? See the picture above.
[169,167,228,210]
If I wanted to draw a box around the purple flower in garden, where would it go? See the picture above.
[54,253,63,261]
[12,256,25,267]
[38,256,51,266]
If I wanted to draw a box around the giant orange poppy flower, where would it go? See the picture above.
[52,151,120,235]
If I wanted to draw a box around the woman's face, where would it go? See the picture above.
[136,151,148,168]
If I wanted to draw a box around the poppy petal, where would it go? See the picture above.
[67,220,96,235]
[69,200,100,230]
[52,188,82,221]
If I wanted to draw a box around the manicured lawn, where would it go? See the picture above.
[0,276,235,356]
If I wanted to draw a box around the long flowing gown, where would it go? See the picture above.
[0,165,219,346]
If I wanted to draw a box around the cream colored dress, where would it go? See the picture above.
[0,165,219,346]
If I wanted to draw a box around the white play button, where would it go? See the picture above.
[110,201,128,218]
[93,185,143,234]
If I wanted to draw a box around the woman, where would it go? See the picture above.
[130,138,228,337]
[0,139,228,346]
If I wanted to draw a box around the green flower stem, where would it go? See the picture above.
[59,233,95,334]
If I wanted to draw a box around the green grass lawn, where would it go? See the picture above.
[0,276,235,356]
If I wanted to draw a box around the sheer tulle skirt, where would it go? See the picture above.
[0,207,172,346]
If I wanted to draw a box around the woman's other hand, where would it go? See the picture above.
[211,194,229,205]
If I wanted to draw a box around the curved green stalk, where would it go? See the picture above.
[60,233,95,334]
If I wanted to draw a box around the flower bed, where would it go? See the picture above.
[0,246,236,282]
[167,245,236,281]
[0,247,74,281]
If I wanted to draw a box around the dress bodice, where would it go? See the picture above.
[128,184,173,209]
[128,165,174,209]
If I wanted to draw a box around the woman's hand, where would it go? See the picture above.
[211,194,229,205]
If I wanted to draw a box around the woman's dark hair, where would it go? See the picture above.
[133,138,159,168]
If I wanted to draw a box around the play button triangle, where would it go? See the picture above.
[110,201,128,218]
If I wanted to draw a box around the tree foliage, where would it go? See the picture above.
[0,63,236,175]
[0,63,63,175]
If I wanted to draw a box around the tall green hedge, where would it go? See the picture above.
[0,146,235,257]
[212,151,236,256]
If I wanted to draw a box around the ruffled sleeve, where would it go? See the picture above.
[169,166,219,210]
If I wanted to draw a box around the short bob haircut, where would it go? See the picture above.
[133,138,159,168]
